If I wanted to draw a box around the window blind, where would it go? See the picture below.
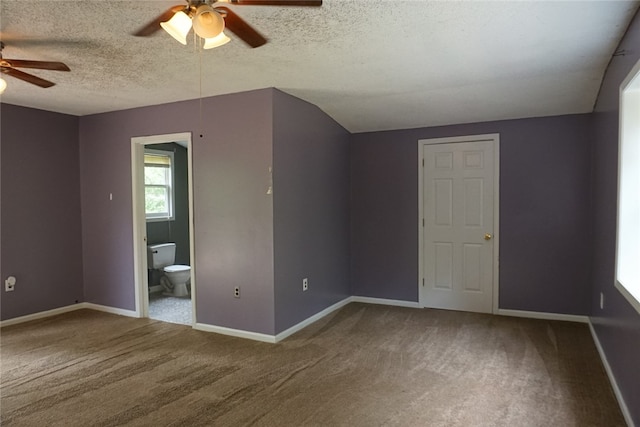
[144,153,171,166]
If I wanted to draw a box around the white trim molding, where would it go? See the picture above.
[615,56,640,317]
[193,296,420,343]
[0,304,84,327]
[0,302,138,328]
[351,296,421,308]
[194,297,421,343]
[194,297,353,343]
[130,132,196,326]
[497,309,589,323]
[194,323,277,343]
[82,303,138,318]
[275,297,352,342]
[588,321,634,427]
[2,299,592,346]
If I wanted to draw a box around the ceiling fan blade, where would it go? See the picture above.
[223,0,322,5]
[216,7,267,48]
[2,67,55,88]
[3,59,70,71]
[133,5,185,37]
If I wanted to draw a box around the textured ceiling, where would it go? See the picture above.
[1,0,638,133]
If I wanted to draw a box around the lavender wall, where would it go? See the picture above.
[193,91,275,334]
[351,114,592,315]
[272,90,350,333]
[79,89,276,334]
[590,9,640,424]
[1,104,83,320]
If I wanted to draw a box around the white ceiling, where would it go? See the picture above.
[1,0,638,133]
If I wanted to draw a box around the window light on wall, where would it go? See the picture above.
[615,57,640,314]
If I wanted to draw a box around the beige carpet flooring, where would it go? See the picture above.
[0,303,625,426]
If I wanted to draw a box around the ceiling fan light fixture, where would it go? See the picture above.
[192,5,225,39]
[0,77,6,94]
[160,10,192,45]
[203,31,231,50]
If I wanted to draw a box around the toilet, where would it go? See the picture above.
[147,243,191,297]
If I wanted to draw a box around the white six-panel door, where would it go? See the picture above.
[419,135,499,313]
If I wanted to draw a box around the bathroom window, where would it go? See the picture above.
[615,57,640,315]
[144,149,175,221]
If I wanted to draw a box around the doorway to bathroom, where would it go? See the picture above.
[131,132,195,326]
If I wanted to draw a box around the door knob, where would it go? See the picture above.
[484,233,492,241]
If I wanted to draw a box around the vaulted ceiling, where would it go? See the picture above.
[1,0,638,132]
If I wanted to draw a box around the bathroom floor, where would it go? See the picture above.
[148,293,192,326]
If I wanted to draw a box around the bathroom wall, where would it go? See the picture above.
[351,114,593,315]
[589,7,640,424]
[0,104,84,320]
[145,142,190,266]
[79,89,276,334]
[272,90,351,334]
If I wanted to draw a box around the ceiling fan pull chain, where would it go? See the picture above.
[198,39,204,139]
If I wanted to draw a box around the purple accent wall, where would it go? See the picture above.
[272,90,350,333]
[79,89,276,334]
[193,91,275,334]
[351,114,592,315]
[590,9,640,425]
[1,104,83,320]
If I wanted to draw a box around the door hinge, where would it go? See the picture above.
[422,278,425,287]
[422,159,425,167]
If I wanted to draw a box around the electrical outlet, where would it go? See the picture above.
[5,276,16,292]
[600,292,604,310]
[302,278,308,292]
[234,287,240,298]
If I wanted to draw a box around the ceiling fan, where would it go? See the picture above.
[134,0,322,49]
[0,42,70,89]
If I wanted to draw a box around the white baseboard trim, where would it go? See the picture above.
[193,297,353,344]
[0,303,85,327]
[194,323,276,343]
[497,309,589,323]
[588,321,634,427]
[1,296,414,342]
[81,303,138,318]
[352,296,421,309]
[275,297,352,342]
[0,302,139,328]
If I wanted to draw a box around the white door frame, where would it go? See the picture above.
[417,134,500,313]
[131,132,196,325]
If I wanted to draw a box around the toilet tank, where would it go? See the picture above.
[147,243,176,269]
